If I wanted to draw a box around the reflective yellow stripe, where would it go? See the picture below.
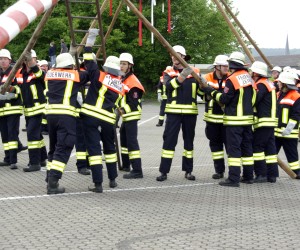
[265,154,277,164]
[41,118,47,125]
[2,106,23,116]
[223,115,253,126]
[46,161,52,171]
[8,141,18,149]
[183,149,193,159]
[162,149,174,159]
[28,141,41,149]
[24,104,45,116]
[254,117,278,128]
[252,89,256,107]
[88,155,102,166]
[170,78,179,89]
[203,112,224,123]
[83,53,94,60]
[3,143,9,151]
[289,161,299,170]
[129,150,141,160]
[95,86,107,108]
[46,104,78,117]
[215,92,222,102]
[121,147,128,154]
[241,157,254,166]
[271,90,276,119]
[50,160,66,173]
[104,153,117,163]
[76,152,87,160]
[275,127,299,138]
[282,108,289,124]
[63,80,74,106]
[192,82,196,99]
[40,140,46,148]
[122,111,142,122]
[212,151,224,160]
[30,85,38,99]
[253,152,265,161]
[228,157,241,167]
[165,103,198,115]
[81,104,116,124]
[34,69,43,78]
[237,88,244,117]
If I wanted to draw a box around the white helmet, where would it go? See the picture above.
[213,55,229,66]
[38,60,48,66]
[0,49,11,60]
[31,49,37,58]
[55,53,75,68]
[173,45,186,56]
[271,66,282,73]
[250,61,268,77]
[119,53,134,65]
[278,71,298,90]
[283,66,291,72]
[103,56,123,76]
[228,51,246,65]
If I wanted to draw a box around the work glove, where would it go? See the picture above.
[86,29,99,47]
[282,121,296,136]
[0,94,6,100]
[157,92,162,102]
[5,93,16,100]
[77,92,83,106]
[202,86,215,95]
[179,67,193,81]
[69,45,77,57]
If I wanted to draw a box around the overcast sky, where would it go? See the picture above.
[230,0,299,49]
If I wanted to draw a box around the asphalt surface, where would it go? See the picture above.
[0,101,299,250]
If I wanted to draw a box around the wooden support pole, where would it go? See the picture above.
[219,0,273,69]
[277,157,297,179]
[211,0,255,63]
[96,0,123,58]
[123,0,207,88]
[1,4,57,93]
[95,0,107,61]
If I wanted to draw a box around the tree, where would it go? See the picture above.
[1,0,240,92]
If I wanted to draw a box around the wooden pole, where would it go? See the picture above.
[218,0,273,69]
[96,0,123,58]
[1,4,57,93]
[123,0,207,87]
[95,0,107,61]
[277,157,297,179]
[211,0,255,63]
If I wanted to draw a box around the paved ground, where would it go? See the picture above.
[0,101,300,250]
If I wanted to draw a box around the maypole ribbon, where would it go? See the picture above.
[167,0,171,33]
[138,0,142,46]
[109,0,113,16]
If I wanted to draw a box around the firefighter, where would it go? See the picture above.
[275,71,300,178]
[203,51,256,187]
[16,50,48,172]
[250,61,278,183]
[156,45,201,182]
[271,66,282,93]
[38,60,49,136]
[80,29,124,193]
[202,55,229,179]
[156,74,167,126]
[44,52,89,194]
[119,52,145,179]
[0,49,23,169]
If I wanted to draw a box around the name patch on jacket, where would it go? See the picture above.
[45,70,80,82]
[102,74,123,95]
[236,73,253,87]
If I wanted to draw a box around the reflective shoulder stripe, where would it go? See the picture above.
[279,90,300,106]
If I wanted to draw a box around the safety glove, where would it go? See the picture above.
[157,92,162,102]
[86,29,99,47]
[282,121,296,136]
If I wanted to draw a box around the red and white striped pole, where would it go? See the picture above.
[0,0,59,49]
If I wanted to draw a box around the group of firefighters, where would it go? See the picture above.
[156,47,300,187]
[0,28,299,193]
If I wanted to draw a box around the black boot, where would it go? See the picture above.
[0,161,10,167]
[41,160,47,167]
[78,168,91,175]
[23,164,41,172]
[212,172,224,179]
[89,183,103,193]
[240,177,254,184]
[109,179,117,188]
[253,175,267,183]
[120,166,130,172]
[185,172,196,181]
[219,178,240,187]
[123,171,143,179]
[47,177,65,195]
[10,164,18,170]
[156,120,164,127]
[156,173,167,181]
[267,176,276,183]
